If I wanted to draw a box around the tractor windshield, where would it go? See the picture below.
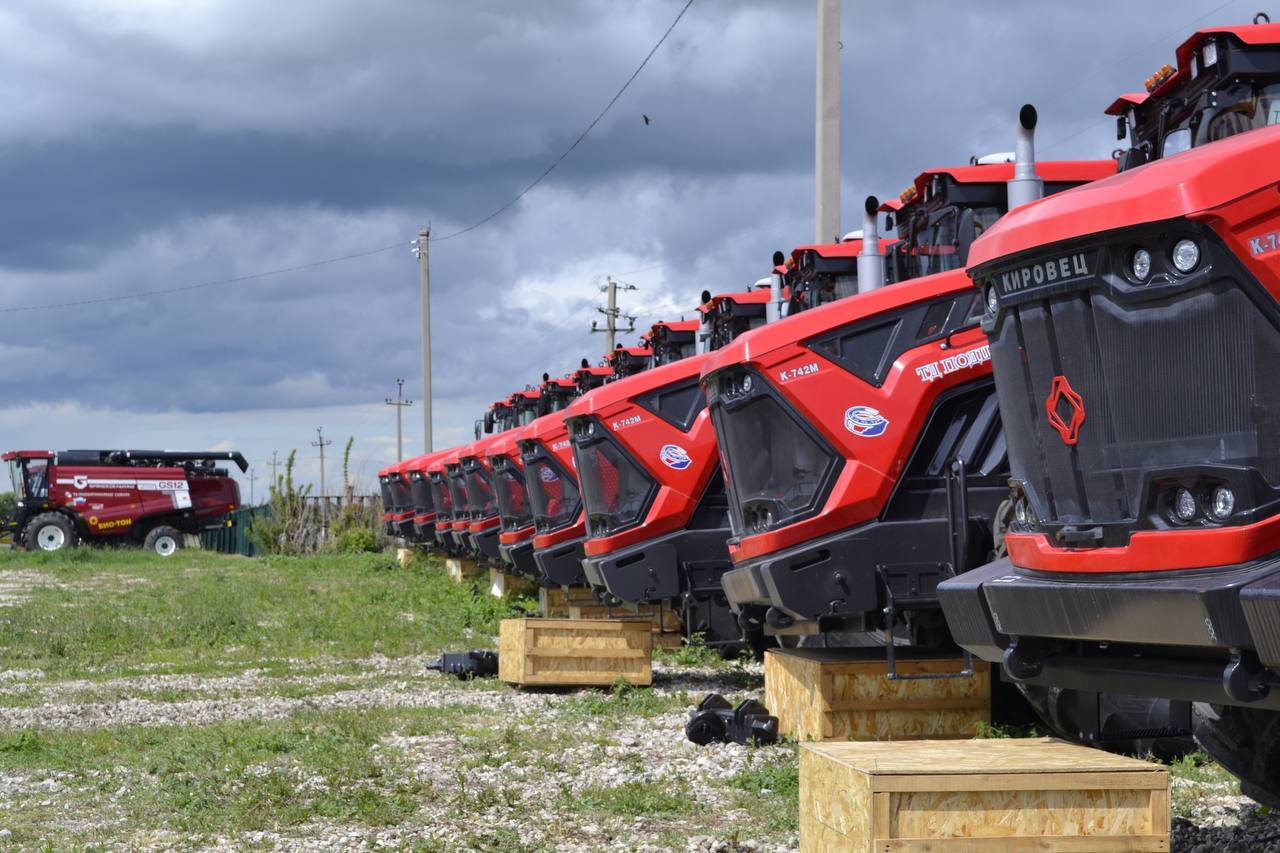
[899,205,1001,278]
[1159,80,1280,156]
[572,427,657,538]
[463,462,496,519]
[491,455,531,532]
[21,459,48,500]
[522,444,581,533]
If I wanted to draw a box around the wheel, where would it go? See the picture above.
[143,525,183,557]
[24,513,77,552]
[1193,703,1280,807]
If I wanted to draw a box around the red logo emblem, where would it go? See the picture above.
[1044,375,1085,446]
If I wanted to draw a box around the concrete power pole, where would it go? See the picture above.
[414,228,433,453]
[246,468,259,506]
[312,427,332,526]
[268,451,281,488]
[591,276,637,354]
[815,0,840,244]
[384,377,414,462]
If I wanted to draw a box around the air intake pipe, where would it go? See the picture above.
[766,251,786,323]
[1008,104,1044,210]
[856,196,884,293]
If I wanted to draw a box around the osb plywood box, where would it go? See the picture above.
[800,738,1169,853]
[446,557,483,583]
[765,647,989,742]
[498,617,653,687]
[489,568,536,598]
[537,585,597,617]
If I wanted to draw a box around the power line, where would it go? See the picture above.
[428,0,697,243]
[0,0,696,315]
[0,242,405,315]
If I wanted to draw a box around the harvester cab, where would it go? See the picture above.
[700,135,1113,653]
[4,449,248,556]
[934,21,1280,802]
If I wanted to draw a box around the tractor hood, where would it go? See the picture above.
[700,269,976,380]
[565,352,710,420]
[968,123,1280,267]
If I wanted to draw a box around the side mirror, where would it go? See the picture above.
[956,208,976,267]
[1116,115,1127,141]
[884,213,895,232]
[483,410,495,434]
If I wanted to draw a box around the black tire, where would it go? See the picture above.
[143,525,183,557]
[1018,685,1196,760]
[1193,703,1280,808]
[24,513,77,553]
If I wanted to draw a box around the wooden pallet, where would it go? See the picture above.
[537,585,597,617]
[489,568,537,598]
[765,647,989,742]
[445,557,484,583]
[800,737,1169,852]
[497,617,653,687]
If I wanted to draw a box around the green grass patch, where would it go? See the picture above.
[726,749,800,835]
[0,549,520,678]
[564,779,695,818]
[558,679,690,721]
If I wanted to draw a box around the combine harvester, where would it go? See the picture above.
[3,449,247,556]
[938,19,1280,801]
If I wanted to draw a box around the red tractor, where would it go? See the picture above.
[937,20,1280,801]
[3,449,247,556]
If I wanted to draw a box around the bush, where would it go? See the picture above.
[336,528,378,554]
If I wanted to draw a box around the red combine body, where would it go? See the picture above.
[3,449,247,556]
[937,22,1280,800]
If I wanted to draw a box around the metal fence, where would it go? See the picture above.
[200,505,271,556]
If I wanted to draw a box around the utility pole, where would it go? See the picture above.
[413,228,433,454]
[268,451,281,488]
[246,468,259,506]
[815,0,840,243]
[312,427,332,527]
[384,378,414,462]
[590,276,637,354]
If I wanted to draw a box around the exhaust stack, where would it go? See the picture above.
[766,251,786,323]
[856,196,884,293]
[1007,104,1044,210]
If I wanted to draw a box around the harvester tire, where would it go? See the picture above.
[25,513,76,552]
[144,526,183,557]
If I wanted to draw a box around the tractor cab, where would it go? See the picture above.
[699,286,772,351]
[1113,22,1280,169]
[509,388,542,426]
[537,373,581,416]
[605,344,652,380]
[573,360,613,395]
[4,451,54,509]
[889,160,1115,284]
[650,320,700,366]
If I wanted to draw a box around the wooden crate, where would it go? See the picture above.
[396,548,414,568]
[489,568,537,598]
[800,737,1170,853]
[765,647,989,742]
[538,585,597,617]
[446,557,483,583]
[498,617,653,687]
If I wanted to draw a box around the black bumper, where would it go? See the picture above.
[472,523,501,562]
[585,527,729,605]
[722,518,962,621]
[499,539,539,579]
[939,555,1280,710]
[534,536,588,587]
[396,518,415,539]
[413,520,435,542]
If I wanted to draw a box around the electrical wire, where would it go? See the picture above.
[0,0,697,314]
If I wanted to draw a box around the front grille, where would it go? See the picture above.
[979,221,1280,538]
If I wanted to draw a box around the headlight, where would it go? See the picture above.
[1014,497,1029,525]
[1172,239,1200,273]
[741,374,753,394]
[986,285,999,315]
[1210,486,1235,521]
[1173,487,1197,522]
[1202,40,1218,68]
[1132,248,1152,281]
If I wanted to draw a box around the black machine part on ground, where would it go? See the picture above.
[685,694,779,746]
[426,650,499,679]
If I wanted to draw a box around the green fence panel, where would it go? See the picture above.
[201,506,269,556]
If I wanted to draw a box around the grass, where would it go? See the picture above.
[564,779,696,818]
[727,750,800,835]
[0,548,517,679]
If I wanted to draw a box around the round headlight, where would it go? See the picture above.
[1172,239,1200,273]
[585,421,595,436]
[1211,486,1235,521]
[1173,487,1197,522]
[741,374,753,393]
[1132,248,1152,282]
[986,286,999,315]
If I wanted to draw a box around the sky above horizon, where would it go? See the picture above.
[0,0,1251,496]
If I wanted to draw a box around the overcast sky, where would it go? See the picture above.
[0,0,1252,496]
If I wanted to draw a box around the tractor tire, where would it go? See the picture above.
[24,513,77,553]
[1193,703,1280,808]
[143,525,183,557]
